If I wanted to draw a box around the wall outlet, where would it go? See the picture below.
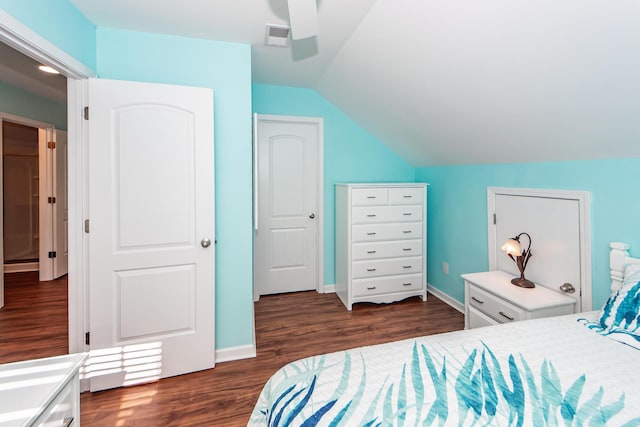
[442,261,449,275]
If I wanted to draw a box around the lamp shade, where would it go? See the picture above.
[501,239,521,257]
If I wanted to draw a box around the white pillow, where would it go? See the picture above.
[623,263,640,288]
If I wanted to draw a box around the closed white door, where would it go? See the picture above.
[254,115,321,297]
[493,194,583,311]
[88,78,215,391]
[53,129,67,278]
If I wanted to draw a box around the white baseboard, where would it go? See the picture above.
[215,344,256,363]
[321,284,335,294]
[4,262,39,273]
[427,283,464,314]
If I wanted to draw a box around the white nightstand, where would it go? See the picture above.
[462,271,576,329]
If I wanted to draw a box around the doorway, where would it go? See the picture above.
[253,114,324,300]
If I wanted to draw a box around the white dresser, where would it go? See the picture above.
[335,183,428,310]
[462,271,575,329]
[0,353,87,427]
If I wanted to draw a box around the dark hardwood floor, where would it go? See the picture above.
[0,271,68,364]
[1,276,464,426]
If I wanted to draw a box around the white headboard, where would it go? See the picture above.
[610,242,640,292]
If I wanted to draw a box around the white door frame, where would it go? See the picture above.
[487,187,592,311]
[0,9,96,354]
[253,114,324,300]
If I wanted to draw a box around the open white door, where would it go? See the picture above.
[52,129,68,278]
[87,78,215,391]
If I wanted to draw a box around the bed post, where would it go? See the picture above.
[610,242,630,292]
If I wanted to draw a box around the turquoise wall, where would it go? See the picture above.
[0,81,66,129]
[97,28,254,349]
[0,1,96,70]
[416,159,640,310]
[252,84,415,285]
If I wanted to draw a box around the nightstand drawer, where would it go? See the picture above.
[352,256,422,279]
[352,274,423,297]
[32,375,76,426]
[352,205,422,224]
[352,240,422,260]
[468,285,524,324]
[352,188,389,206]
[468,306,498,328]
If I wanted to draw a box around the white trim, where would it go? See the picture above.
[427,284,464,314]
[253,114,325,296]
[487,187,592,311]
[3,262,39,273]
[0,11,93,356]
[0,9,95,79]
[322,283,336,293]
[215,345,257,363]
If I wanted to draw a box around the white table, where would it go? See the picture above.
[0,353,87,427]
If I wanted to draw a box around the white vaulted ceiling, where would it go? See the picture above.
[69,0,640,166]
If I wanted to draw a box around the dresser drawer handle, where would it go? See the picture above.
[402,230,412,234]
[367,196,377,199]
[367,286,376,290]
[367,232,377,236]
[367,250,377,254]
[63,417,74,427]
[367,214,377,217]
[402,248,412,251]
[403,265,412,269]
[403,195,413,198]
[367,268,377,272]
[471,296,484,304]
[402,282,412,286]
[499,311,515,321]
[402,213,412,216]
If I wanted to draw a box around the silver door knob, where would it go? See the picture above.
[309,213,315,219]
[201,238,212,248]
[559,282,575,294]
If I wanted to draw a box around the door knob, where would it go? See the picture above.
[559,282,575,294]
[309,213,315,219]
[201,238,212,248]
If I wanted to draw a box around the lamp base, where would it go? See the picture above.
[511,277,535,288]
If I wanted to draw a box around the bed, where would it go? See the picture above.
[248,243,640,426]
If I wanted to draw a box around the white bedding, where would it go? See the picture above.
[249,312,640,426]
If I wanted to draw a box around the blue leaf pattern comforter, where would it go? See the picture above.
[249,313,640,426]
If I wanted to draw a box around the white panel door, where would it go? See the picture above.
[254,116,320,296]
[88,78,215,391]
[494,194,583,311]
[53,129,68,278]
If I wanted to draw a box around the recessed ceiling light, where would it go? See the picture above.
[38,65,60,74]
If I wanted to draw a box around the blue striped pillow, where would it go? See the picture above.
[598,280,640,331]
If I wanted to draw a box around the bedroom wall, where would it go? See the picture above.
[0,0,96,70]
[416,158,640,310]
[252,83,415,286]
[97,28,254,350]
[0,81,67,129]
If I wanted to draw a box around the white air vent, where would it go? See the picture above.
[265,24,290,48]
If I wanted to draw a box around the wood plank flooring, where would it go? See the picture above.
[0,271,68,364]
[1,277,464,426]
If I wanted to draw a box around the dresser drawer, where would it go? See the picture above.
[468,306,499,329]
[352,240,422,260]
[389,187,424,205]
[352,205,422,224]
[468,285,524,324]
[352,223,422,242]
[352,256,422,279]
[32,376,76,427]
[352,188,389,206]
[352,274,423,297]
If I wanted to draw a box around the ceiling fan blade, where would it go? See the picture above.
[287,0,318,40]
